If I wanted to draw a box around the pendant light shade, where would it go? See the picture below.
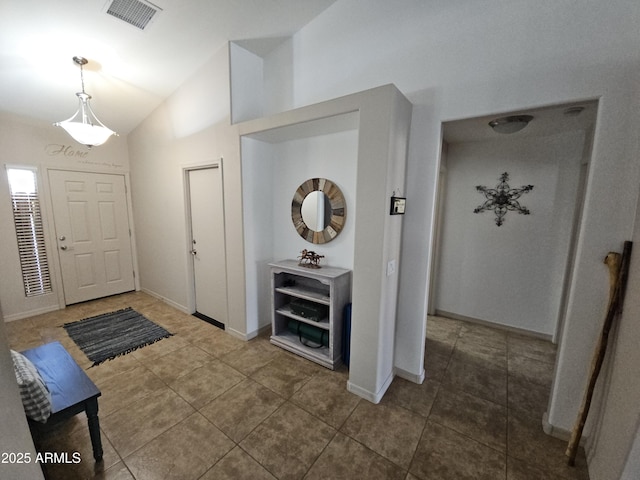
[54,57,117,148]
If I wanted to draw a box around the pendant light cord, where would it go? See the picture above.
[72,56,89,94]
[79,62,85,94]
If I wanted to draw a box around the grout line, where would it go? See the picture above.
[406,404,431,476]
[300,428,341,479]
[428,417,507,456]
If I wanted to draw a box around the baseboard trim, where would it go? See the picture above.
[217,323,269,342]
[347,371,395,404]
[140,288,189,314]
[394,366,425,384]
[434,309,553,342]
[257,323,271,336]
[542,412,584,444]
[3,305,61,322]
[226,327,250,340]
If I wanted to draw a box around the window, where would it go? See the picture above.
[6,168,52,297]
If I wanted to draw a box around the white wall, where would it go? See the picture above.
[241,137,275,335]
[587,190,640,479]
[262,0,640,455]
[0,112,130,321]
[0,302,43,479]
[436,131,585,336]
[241,128,358,334]
[128,45,233,314]
[230,43,264,124]
[271,130,358,268]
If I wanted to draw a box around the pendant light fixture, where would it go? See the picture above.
[54,56,117,148]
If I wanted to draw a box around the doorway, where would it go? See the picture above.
[48,170,135,305]
[185,163,228,329]
[428,102,596,340]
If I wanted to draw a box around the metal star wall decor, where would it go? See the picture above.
[474,172,534,226]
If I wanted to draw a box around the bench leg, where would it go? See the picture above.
[85,399,103,462]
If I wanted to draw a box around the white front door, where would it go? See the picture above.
[187,166,228,326]
[49,170,135,305]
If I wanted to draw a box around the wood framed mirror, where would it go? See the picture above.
[291,178,346,244]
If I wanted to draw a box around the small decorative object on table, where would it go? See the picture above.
[298,249,324,268]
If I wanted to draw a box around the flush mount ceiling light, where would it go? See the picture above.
[488,115,534,134]
[564,106,585,117]
[54,56,117,148]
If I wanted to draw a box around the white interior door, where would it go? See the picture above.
[187,166,228,326]
[49,170,135,305]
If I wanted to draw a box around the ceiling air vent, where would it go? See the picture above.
[104,0,162,31]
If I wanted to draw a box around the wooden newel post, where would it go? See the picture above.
[566,240,632,466]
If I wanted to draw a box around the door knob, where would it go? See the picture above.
[60,245,68,251]
[190,249,197,255]
[59,235,66,241]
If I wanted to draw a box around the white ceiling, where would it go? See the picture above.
[443,101,598,144]
[0,0,337,135]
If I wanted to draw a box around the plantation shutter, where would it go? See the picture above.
[8,169,52,297]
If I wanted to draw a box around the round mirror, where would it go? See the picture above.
[292,178,346,244]
[301,191,332,232]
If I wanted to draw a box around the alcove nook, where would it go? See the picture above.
[224,84,414,402]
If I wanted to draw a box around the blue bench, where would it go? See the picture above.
[22,341,103,462]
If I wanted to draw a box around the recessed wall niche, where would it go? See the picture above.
[241,112,359,330]
[233,84,412,404]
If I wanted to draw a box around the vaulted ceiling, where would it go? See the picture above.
[0,0,336,135]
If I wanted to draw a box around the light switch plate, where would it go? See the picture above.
[387,260,396,276]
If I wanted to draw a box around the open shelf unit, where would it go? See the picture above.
[270,259,351,369]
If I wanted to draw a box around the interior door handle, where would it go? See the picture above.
[60,245,68,251]
[190,249,197,255]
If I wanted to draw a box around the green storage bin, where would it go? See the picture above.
[288,319,329,347]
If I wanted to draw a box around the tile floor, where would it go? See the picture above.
[6,291,590,479]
